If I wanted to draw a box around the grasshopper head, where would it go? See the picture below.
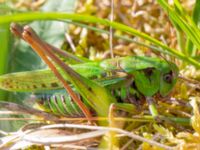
[135,60,179,97]
[134,68,161,97]
[159,62,179,97]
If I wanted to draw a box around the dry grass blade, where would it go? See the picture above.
[0,101,59,121]
[1,122,175,150]
[28,123,175,150]
[23,129,107,144]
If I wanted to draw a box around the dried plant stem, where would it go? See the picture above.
[0,101,59,122]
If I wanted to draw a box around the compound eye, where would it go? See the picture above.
[163,71,173,83]
[144,68,154,76]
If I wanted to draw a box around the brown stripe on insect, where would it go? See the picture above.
[51,82,59,87]
[26,85,31,89]
[41,83,47,88]
[2,79,13,87]
[8,85,13,89]
[3,81,10,87]
[32,84,37,89]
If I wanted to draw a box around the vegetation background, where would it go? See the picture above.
[0,0,200,149]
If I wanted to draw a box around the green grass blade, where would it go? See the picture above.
[157,0,200,55]
[169,0,186,53]
[0,23,10,100]
[186,0,200,56]
[0,12,200,67]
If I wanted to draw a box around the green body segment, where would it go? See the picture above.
[35,92,84,117]
[101,56,179,97]
[0,56,179,117]
[0,70,62,92]
[0,62,105,92]
[4,22,179,120]
[34,87,138,117]
[0,56,178,97]
[100,56,168,72]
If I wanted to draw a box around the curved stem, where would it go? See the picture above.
[0,12,199,67]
